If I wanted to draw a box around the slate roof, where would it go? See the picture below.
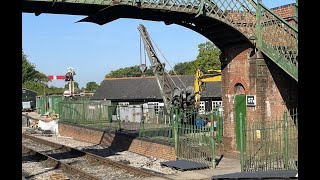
[91,75,221,101]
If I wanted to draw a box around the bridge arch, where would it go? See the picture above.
[22,0,298,152]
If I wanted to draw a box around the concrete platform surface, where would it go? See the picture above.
[142,157,241,180]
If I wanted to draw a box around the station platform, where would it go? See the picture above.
[143,157,241,180]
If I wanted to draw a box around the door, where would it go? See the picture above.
[235,94,246,151]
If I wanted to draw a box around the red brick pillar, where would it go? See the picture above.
[220,44,298,152]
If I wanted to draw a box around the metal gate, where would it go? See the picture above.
[174,108,223,167]
[240,109,298,171]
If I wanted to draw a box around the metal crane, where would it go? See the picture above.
[137,24,187,116]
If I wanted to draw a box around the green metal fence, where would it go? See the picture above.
[241,109,298,171]
[48,95,64,115]
[59,102,169,131]
[59,100,113,128]
[36,96,47,115]
[59,100,224,168]
[139,108,224,167]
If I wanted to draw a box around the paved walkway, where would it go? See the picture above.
[143,157,241,180]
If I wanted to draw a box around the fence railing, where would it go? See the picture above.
[241,109,298,171]
[59,101,223,167]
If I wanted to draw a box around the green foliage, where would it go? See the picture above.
[34,71,48,82]
[170,61,195,75]
[171,42,221,75]
[105,65,153,78]
[23,81,46,95]
[22,81,65,95]
[64,82,79,90]
[22,50,62,95]
[194,42,221,71]
[105,41,220,78]
[85,81,99,92]
[46,86,65,95]
[22,51,37,83]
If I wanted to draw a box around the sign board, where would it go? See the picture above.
[246,95,256,106]
[63,90,71,97]
[256,130,261,139]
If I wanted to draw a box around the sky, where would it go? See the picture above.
[22,0,296,88]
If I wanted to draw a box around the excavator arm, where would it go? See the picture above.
[194,69,221,108]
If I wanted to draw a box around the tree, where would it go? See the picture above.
[64,81,79,90]
[194,42,221,71]
[22,50,37,83]
[34,71,49,83]
[104,41,221,78]
[22,50,63,95]
[105,65,153,78]
[85,82,99,92]
[170,61,194,75]
[23,81,47,95]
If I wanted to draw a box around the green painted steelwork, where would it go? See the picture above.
[216,110,223,143]
[174,108,179,160]
[235,95,246,151]
[23,0,298,81]
[59,100,223,167]
[256,0,262,48]
[210,112,216,168]
[240,112,244,171]
[241,109,298,171]
[284,111,289,169]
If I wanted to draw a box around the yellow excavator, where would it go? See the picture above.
[194,68,222,109]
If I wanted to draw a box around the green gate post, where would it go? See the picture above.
[256,0,262,48]
[210,112,216,168]
[284,111,289,169]
[174,108,179,160]
[217,111,223,143]
[240,112,244,171]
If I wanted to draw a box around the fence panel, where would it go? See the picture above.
[242,109,298,171]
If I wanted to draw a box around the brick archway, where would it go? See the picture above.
[227,77,249,95]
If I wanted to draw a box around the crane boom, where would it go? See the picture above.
[137,24,177,113]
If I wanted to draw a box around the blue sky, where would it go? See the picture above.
[22,0,296,88]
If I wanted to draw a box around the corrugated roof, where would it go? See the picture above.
[92,75,221,101]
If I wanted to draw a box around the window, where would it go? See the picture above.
[148,102,159,115]
[199,101,205,114]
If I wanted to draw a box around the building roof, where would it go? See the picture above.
[22,88,38,94]
[92,75,221,101]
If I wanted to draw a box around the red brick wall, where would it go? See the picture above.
[59,123,176,160]
[220,44,297,152]
[218,3,297,152]
[271,4,295,20]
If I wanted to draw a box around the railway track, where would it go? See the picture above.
[22,133,167,180]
